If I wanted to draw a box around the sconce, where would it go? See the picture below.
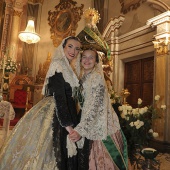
[18,18,40,44]
[152,34,170,55]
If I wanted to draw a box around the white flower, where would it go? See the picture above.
[148,129,154,133]
[132,108,139,115]
[134,120,140,126]
[129,122,134,127]
[123,109,127,116]
[121,113,125,119]
[118,106,123,111]
[143,106,148,112]
[153,132,159,138]
[139,108,145,114]
[138,98,142,105]
[127,106,132,110]
[139,121,144,126]
[161,105,166,110]
[155,95,160,101]
[136,124,141,129]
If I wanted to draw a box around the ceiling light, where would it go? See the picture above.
[18,19,40,44]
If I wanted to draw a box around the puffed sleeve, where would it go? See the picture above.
[74,74,107,140]
[47,72,73,127]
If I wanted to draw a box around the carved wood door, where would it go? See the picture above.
[124,57,154,107]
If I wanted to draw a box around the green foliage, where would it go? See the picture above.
[118,96,166,161]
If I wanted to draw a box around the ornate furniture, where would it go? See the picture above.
[9,75,34,120]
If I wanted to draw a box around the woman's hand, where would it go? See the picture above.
[69,130,81,142]
[65,126,74,134]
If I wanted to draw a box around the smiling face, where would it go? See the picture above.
[81,49,98,74]
[63,38,81,62]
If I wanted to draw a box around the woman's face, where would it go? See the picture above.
[81,50,97,74]
[63,39,81,62]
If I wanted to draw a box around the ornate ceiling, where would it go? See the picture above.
[119,0,147,14]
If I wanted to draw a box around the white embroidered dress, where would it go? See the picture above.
[75,68,128,170]
[75,68,121,145]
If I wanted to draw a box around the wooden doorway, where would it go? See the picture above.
[124,57,154,108]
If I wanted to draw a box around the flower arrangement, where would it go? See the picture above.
[0,46,17,74]
[118,95,166,152]
[4,57,17,73]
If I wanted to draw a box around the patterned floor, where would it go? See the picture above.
[131,153,170,170]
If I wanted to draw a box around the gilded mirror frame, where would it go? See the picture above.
[48,0,84,47]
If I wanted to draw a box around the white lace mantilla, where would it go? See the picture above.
[75,69,121,145]
[42,42,79,95]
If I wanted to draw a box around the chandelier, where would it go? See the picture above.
[18,19,40,44]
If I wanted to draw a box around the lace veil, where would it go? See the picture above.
[75,51,121,146]
[42,37,79,95]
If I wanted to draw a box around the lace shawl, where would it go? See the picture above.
[42,39,79,95]
[75,69,121,142]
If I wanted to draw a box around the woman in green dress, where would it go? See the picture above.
[70,48,128,170]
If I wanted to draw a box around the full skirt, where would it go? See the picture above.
[0,97,58,170]
[89,131,128,170]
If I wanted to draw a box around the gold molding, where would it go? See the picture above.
[13,10,22,17]
[119,0,147,14]
[155,45,169,56]
[28,0,44,5]
[48,0,84,47]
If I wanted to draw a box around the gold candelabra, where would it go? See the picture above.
[120,89,130,105]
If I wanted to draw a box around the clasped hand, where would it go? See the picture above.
[69,130,81,142]
[66,126,81,142]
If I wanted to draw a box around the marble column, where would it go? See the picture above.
[102,15,125,91]
[0,0,13,59]
[9,0,27,61]
[147,11,170,142]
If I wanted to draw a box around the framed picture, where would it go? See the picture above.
[48,0,84,47]
[55,10,72,34]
